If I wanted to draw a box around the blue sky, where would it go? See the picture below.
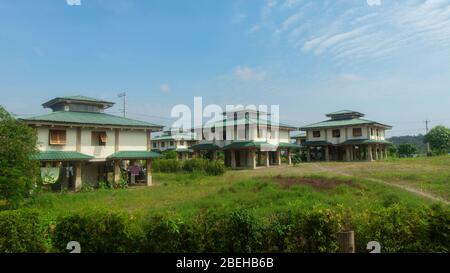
[1,0,450,136]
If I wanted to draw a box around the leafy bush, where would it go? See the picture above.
[425,204,450,252]
[162,150,178,160]
[204,160,225,176]
[142,215,201,253]
[0,106,40,208]
[152,159,182,173]
[0,209,47,253]
[182,158,207,173]
[52,210,142,253]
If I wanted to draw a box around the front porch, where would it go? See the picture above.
[304,141,391,162]
[33,150,162,191]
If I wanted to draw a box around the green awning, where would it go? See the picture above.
[277,142,302,150]
[339,139,393,145]
[30,151,93,161]
[107,151,162,160]
[222,141,277,150]
[303,141,333,146]
[190,143,221,151]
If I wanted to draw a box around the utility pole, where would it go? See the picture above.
[118,92,126,118]
[425,119,430,154]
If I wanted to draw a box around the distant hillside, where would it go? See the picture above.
[388,134,427,154]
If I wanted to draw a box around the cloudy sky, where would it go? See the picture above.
[1,0,450,136]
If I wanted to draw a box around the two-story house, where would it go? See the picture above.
[300,110,392,161]
[152,129,197,160]
[191,108,300,169]
[22,96,163,191]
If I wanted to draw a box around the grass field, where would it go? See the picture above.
[24,156,450,221]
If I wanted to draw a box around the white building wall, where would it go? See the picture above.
[119,130,147,151]
[37,127,77,152]
[80,129,115,159]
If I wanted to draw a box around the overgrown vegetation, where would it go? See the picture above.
[1,205,448,253]
[0,106,40,208]
[153,158,225,176]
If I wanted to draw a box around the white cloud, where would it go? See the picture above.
[254,0,450,61]
[66,0,81,6]
[234,66,266,81]
[160,84,171,92]
[367,0,381,7]
[248,25,261,33]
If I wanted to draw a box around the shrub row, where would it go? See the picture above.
[1,205,448,253]
[152,158,225,176]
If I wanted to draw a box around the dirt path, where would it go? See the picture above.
[310,163,450,205]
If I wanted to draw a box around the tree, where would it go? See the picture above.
[397,144,417,157]
[0,106,39,208]
[424,125,450,155]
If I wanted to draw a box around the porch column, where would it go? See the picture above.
[230,149,236,168]
[325,146,330,162]
[287,149,292,166]
[306,148,311,162]
[384,145,388,159]
[248,149,256,169]
[367,145,373,161]
[345,146,351,161]
[74,162,82,192]
[374,145,379,160]
[114,160,121,183]
[379,146,384,160]
[276,149,282,166]
[212,150,218,161]
[146,159,152,186]
[349,146,354,161]
[265,151,270,167]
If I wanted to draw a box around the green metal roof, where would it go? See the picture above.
[326,110,364,117]
[303,141,333,146]
[30,151,93,161]
[199,117,298,130]
[300,118,392,130]
[107,151,162,160]
[223,141,277,150]
[190,143,221,151]
[340,139,393,145]
[153,133,195,141]
[277,142,302,149]
[22,111,163,129]
[42,96,115,109]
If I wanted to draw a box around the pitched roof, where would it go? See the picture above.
[153,132,195,141]
[22,111,163,129]
[190,143,221,151]
[300,118,392,130]
[290,131,306,138]
[30,151,93,161]
[42,96,114,109]
[340,139,393,145]
[107,151,162,160]
[326,110,364,117]
[200,117,298,130]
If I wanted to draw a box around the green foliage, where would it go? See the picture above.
[162,150,178,160]
[52,210,142,253]
[426,204,450,252]
[114,178,129,189]
[204,160,225,176]
[388,135,427,155]
[0,106,40,208]
[424,125,450,155]
[142,215,201,253]
[0,209,47,253]
[182,158,207,173]
[153,158,225,176]
[397,143,417,157]
[152,159,182,173]
[97,180,113,190]
[291,152,302,165]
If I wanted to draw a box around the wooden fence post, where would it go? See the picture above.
[338,231,355,253]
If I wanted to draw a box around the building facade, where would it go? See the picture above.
[300,110,392,161]
[191,109,300,169]
[152,130,197,160]
[22,96,163,191]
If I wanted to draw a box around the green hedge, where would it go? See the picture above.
[52,210,143,253]
[0,209,47,253]
[0,204,449,253]
[153,158,225,176]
